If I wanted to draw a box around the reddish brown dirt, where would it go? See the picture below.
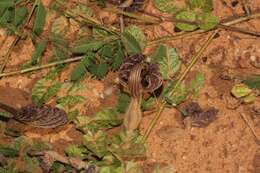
[0,0,259,173]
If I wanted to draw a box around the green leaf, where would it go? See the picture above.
[85,109,122,132]
[163,82,188,106]
[56,95,86,107]
[93,28,110,38]
[71,41,104,54]
[89,62,109,79]
[126,161,143,173]
[198,13,219,30]
[112,45,124,70]
[24,154,41,173]
[243,75,260,89]
[116,92,131,113]
[32,79,62,105]
[14,6,28,27]
[74,115,92,129]
[124,26,147,50]
[99,166,124,173]
[152,164,177,173]
[65,145,87,158]
[0,145,19,158]
[51,16,69,36]
[141,97,156,111]
[66,4,93,19]
[189,0,213,12]
[176,10,198,31]
[154,0,181,14]
[33,2,47,36]
[31,39,48,65]
[188,72,205,96]
[121,31,142,55]
[70,52,95,81]
[83,130,111,158]
[0,0,14,8]
[110,131,146,159]
[152,45,181,79]
[41,81,62,104]
[231,83,252,98]
[0,8,15,26]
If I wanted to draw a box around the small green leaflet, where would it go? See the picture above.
[188,72,205,97]
[243,75,260,89]
[152,164,177,173]
[0,0,14,8]
[83,130,111,158]
[99,166,124,173]
[85,109,122,132]
[124,25,147,50]
[89,62,109,79]
[154,0,181,14]
[0,145,19,158]
[51,16,69,36]
[56,95,86,107]
[66,3,93,20]
[65,145,87,159]
[70,52,95,81]
[121,31,142,55]
[31,39,48,65]
[32,79,62,105]
[176,10,198,31]
[116,92,131,113]
[141,97,156,111]
[125,161,143,173]
[112,41,124,70]
[163,82,188,106]
[33,1,47,36]
[198,12,219,30]
[14,6,28,27]
[189,0,213,12]
[152,44,181,79]
[0,7,15,26]
[71,41,104,54]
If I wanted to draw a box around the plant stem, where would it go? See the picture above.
[147,11,260,45]
[143,30,219,141]
[105,8,160,24]
[0,56,84,78]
